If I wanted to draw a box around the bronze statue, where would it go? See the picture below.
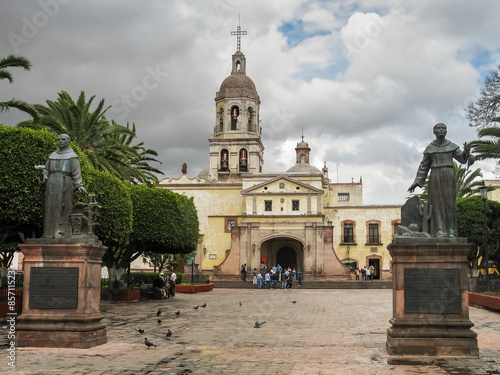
[408,123,474,237]
[41,134,87,239]
[181,163,187,175]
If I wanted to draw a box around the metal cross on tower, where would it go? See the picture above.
[231,16,247,52]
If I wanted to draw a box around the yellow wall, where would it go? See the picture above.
[162,183,242,269]
[485,180,500,202]
[324,205,400,272]
[324,182,363,206]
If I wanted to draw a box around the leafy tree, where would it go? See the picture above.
[0,55,38,119]
[466,66,500,129]
[0,125,135,278]
[466,66,500,174]
[141,252,184,273]
[457,196,500,271]
[80,168,133,268]
[104,185,199,283]
[17,90,162,183]
[0,126,57,271]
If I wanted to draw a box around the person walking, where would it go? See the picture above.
[369,265,375,281]
[169,272,177,298]
[297,269,303,286]
[257,271,263,289]
[355,268,360,281]
[241,264,247,281]
[285,273,293,289]
[271,271,278,289]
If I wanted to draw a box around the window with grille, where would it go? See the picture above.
[368,223,379,244]
[343,223,354,243]
[338,193,350,201]
[265,201,272,212]
[292,200,299,211]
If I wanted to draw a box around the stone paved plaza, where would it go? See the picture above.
[2,288,500,374]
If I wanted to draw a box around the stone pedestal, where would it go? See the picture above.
[16,243,107,348]
[386,239,478,356]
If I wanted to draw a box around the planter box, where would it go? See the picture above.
[175,283,214,293]
[469,292,500,311]
[0,298,23,318]
[101,288,140,302]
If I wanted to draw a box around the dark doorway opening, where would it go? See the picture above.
[368,258,380,279]
[276,247,297,270]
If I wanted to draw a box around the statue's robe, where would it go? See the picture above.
[413,140,470,237]
[42,148,83,239]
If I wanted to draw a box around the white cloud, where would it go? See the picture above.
[1,0,499,204]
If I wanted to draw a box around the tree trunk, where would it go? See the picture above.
[107,266,126,293]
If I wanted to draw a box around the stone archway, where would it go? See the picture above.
[259,237,303,272]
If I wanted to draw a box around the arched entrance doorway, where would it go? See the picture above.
[259,237,303,272]
[276,247,297,270]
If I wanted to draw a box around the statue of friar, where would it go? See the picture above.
[41,134,87,239]
[407,123,474,238]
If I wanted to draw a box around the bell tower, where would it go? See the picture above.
[208,21,264,182]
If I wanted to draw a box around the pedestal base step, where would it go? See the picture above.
[387,332,478,356]
[16,328,107,349]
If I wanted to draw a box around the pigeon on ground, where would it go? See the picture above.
[175,310,180,316]
[201,303,207,308]
[239,302,242,306]
[135,328,145,334]
[254,321,266,328]
[194,305,199,310]
[157,319,162,324]
[166,329,172,339]
[157,308,162,317]
[292,301,297,304]
[144,338,157,348]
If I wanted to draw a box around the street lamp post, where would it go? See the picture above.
[479,182,489,291]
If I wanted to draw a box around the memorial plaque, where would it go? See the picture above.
[29,267,79,309]
[404,269,461,314]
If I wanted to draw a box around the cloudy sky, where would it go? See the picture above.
[1,0,499,204]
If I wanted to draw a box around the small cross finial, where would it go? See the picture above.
[301,128,305,142]
[231,15,247,52]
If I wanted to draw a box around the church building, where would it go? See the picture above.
[160,29,401,280]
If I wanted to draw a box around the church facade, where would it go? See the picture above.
[160,44,401,280]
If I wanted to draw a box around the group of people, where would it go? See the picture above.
[355,265,375,281]
[152,271,177,299]
[251,264,303,289]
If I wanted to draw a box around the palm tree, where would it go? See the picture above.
[98,121,163,184]
[454,162,485,198]
[18,90,162,182]
[113,122,163,184]
[0,55,38,119]
[470,123,500,173]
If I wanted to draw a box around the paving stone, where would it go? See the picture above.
[1,289,500,374]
